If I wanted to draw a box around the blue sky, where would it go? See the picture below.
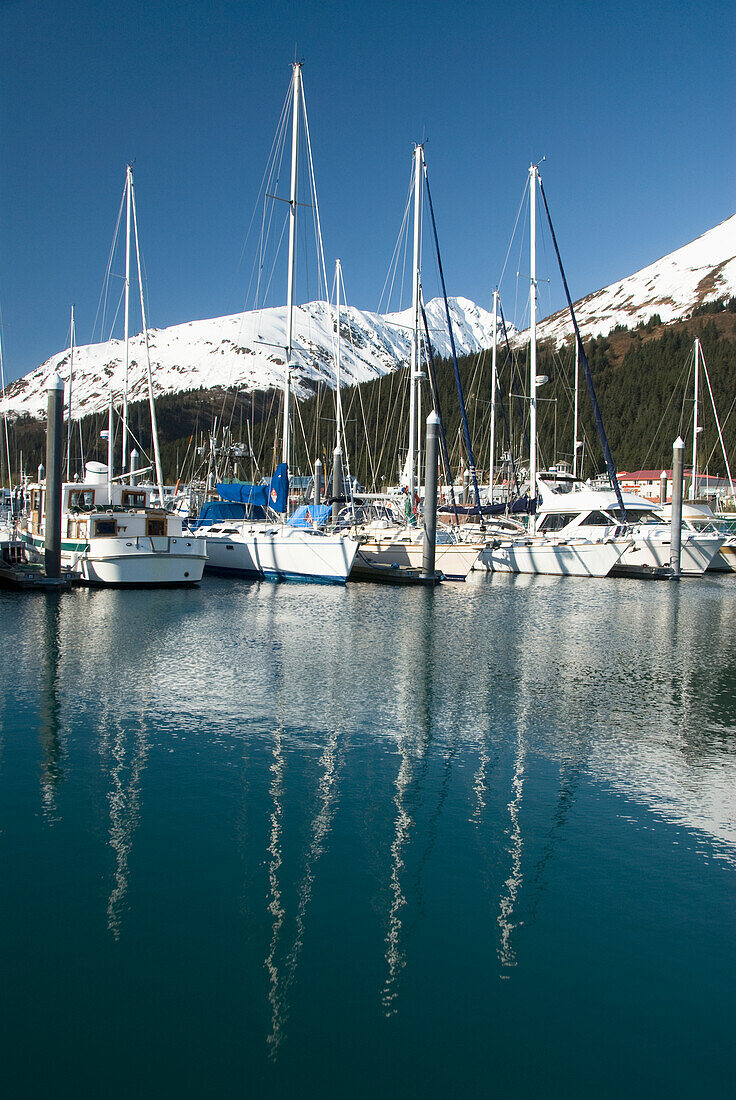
[0,0,733,384]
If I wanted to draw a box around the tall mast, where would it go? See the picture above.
[129,169,165,504]
[0,315,11,489]
[66,305,75,481]
[335,258,343,449]
[690,337,700,500]
[529,164,538,531]
[572,337,579,478]
[407,143,423,501]
[489,289,498,497]
[122,165,132,473]
[107,395,114,501]
[283,62,302,470]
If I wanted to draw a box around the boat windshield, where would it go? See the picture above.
[581,511,615,526]
[538,512,580,532]
[539,476,584,495]
[688,517,719,533]
[622,508,662,526]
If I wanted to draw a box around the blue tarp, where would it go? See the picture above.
[287,504,332,528]
[190,500,267,528]
[216,463,289,513]
[438,494,537,517]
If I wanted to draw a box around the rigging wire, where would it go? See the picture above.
[301,80,331,306]
[377,175,414,315]
[0,306,12,487]
[700,344,736,499]
[640,348,692,469]
[336,263,378,489]
[92,184,127,346]
[239,82,293,278]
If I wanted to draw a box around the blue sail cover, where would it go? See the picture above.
[190,500,267,528]
[438,494,537,517]
[287,504,332,528]
[216,463,289,513]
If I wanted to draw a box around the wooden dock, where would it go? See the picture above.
[0,540,74,591]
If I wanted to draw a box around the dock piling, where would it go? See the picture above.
[44,375,64,580]
[670,437,684,578]
[422,411,440,577]
[332,447,343,525]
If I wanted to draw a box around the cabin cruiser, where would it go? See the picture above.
[533,470,724,576]
[19,461,206,586]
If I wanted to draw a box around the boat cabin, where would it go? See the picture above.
[23,461,182,544]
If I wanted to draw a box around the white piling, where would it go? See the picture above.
[332,447,343,525]
[422,411,440,577]
[44,375,65,579]
[670,438,685,577]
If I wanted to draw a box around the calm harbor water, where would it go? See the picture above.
[1,573,735,1097]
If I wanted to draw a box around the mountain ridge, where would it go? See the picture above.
[522,213,736,347]
[2,214,734,422]
[2,295,500,421]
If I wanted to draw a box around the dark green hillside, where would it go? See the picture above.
[271,307,736,486]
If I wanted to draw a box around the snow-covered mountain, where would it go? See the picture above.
[4,214,734,421]
[2,296,499,420]
[526,214,736,346]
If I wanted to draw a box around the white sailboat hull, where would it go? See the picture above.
[200,525,359,583]
[477,537,627,577]
[356,538,481,580]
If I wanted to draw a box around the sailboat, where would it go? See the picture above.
[19,167,206,586]
[476,165,630,578]
[347,144,482,580]
[191,64,358,584]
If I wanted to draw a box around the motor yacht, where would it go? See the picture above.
[534,470,724,576]
[19,461,206,586]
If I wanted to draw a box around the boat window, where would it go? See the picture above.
[538,513,578,532]
[582,511,613,525]
[146,516,166,537]
[122,490,147,509]
[93,518,117,537]
[626,509,660,525]
[69,489,95,511]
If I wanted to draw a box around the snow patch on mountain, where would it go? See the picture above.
[2,296,501,420]
[524,214,736,346]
